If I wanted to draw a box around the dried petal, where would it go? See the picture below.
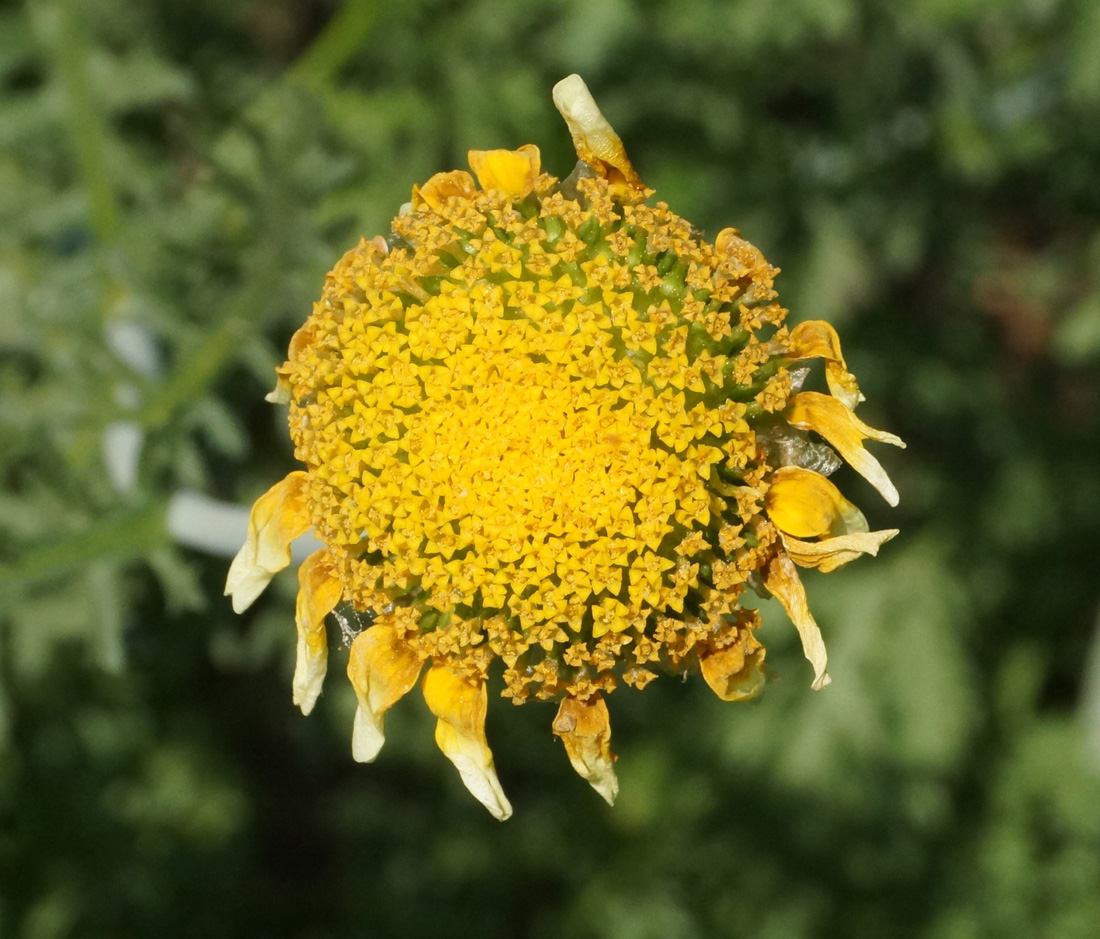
[552,694,618,805]
[552,74,645,195]
[292,549,342,715]
[786,320,863,410]
[422,666,513,820]
[346,622,423,762]
[787,391,906,506]
[764,553,830,691]
[781,529,899,573]
[224,472,312,613]
[699,637,767,702]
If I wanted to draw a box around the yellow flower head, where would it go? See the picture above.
[226,75,904,819]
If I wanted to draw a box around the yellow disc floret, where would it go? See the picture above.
[226,75,904,818]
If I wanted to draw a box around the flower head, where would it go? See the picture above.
[226,75,903,818]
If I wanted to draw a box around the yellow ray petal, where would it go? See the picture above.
[551,74,646,196]
[552,694,618,805]
[765,465,867,539]
[292,549,342,715]
[467,145,541,198]
[786,320,864,410]
[346,621,423,763]
[763,553,830,691]
[422,665,513,820]
[699,635,767,702]
[224,472,312,613]
[411,169,477,211]
[786,391,906,507]
[781,529,899,573]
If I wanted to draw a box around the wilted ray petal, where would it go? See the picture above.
[699,635,767,702]
[468,145,541,198]
[552,694,619,806]
[787,391,906,506]
[264,379,291,406]
[764,554,831,691]
[765,465,868,539]
[781,529,900,574]
[224,472,312,613]
[412,169,477,211]
[422,666,513,820]
[292,549,342,715]
[551,74,645,194]
[346,623,423,762]
[785,320,864,410]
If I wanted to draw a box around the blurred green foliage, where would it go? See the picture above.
[3,0,1100,936]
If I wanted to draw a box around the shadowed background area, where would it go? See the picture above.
[3,0,1100,936]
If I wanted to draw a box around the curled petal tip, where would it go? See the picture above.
[264,379,291,405]
[435,722,514,820]
[293,677,323,716]
[781,528,900,573]
[787,392,904,507]
[292,644,327,715]
[224,549,268,613]
[785,320,864,410]
[351,706,386,763]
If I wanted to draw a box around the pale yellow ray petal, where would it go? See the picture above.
[292,549,342,715]
[786,320,864,410]
[224,472,312,613]
[764,553,831,691]
[552,74,646,195]
[699,634,767,702]
[411,169,477,211]
[552,694,619,806]
[345,622,423,762]
[781,529,900,573]
[765,465,868,539]
[467,145,541,198]
[422,665,512,820]
[264,376,291,405]
[787,391,906,507]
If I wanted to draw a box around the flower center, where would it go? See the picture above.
[286,173,791,700]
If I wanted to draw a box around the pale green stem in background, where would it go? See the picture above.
[1081,602,1100,773]
[289,0,379,93]
[138,254,285,431]
[0,503,168,599]
[42,0,120,251]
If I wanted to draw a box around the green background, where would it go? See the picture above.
[3,0,1100,936]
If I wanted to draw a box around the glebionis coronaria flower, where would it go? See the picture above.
[226,75,904,819]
